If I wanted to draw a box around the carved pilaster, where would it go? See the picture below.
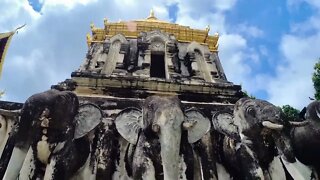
[88,44,104,71]
[103,42,111,54]
[101,41,122,75]
[119,43,129,64]
[144,50,151,66]
[211,52,227,80]
[137,51,145,67]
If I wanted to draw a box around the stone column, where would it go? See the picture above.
[143,50,151,77]
[101,41,122,75]
[212,52,227,80]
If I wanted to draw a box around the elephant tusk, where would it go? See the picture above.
[288,120,309,127]
[262,121,283,130]
[316,108,320,119]
[0,109,21,117]
[152,124,160,133]
[182,120,197,130]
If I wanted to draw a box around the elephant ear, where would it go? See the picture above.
[115,108,142,144]
[74,103,103,139]
[212,111,239,140]
[184,108,211,143]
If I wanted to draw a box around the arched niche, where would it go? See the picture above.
[186,42,213,82]
[145,31,172,79]
[109,34,128,44]
[101,34,128,75]
[87,43,105,72]
[186,41,209,55]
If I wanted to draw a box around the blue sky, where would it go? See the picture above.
[1,0,320,109]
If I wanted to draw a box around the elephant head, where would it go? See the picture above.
[0,109,20,157]
[213,98,287,140]
[115,95,211,179]
[291,101,320,176]
[2,90,103,180]
[212,98,305,179]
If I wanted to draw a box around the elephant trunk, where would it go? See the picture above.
[273,131,296,163]
[159,125,181,180]
[3,146,28,179]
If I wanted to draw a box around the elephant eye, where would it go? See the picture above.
[246,107,256,117]
[0,123,2,128]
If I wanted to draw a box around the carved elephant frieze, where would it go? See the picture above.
[1,90,103,180]
[286,100,320,179]
[212,98,306,180]
[1,91,317,180]
[114,95,212,180]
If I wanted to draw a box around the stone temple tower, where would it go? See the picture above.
[71,10,242,106]
[0,11,247,180]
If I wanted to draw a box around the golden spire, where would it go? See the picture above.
[104,18,108,27]
[206,25,210,32]
[90,22,95,30]
[87,10,220,52]
[147,9,157,20]
[86,33,92,47]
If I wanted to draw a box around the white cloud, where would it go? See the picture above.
[41,0,97,10]
[219,34,265,94]
[290,14,320,34]
[176,12,226,33]
[0,0,40,31]
[1,0,266,107]
[257,0,320,109]
[0,0,171,102]
[265,33,319,109]
[235,23,264,38]
[172,0,267,97]
[173,0,236,17]
[259,45,268,56]
[287,0,320,10]
[213,0,237,11]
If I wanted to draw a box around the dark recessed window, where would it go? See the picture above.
[150,54,166,78]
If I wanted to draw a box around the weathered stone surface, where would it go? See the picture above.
[1,13,314,180]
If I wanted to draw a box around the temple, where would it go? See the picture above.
[1,10,314,180]
[71,10,242,103]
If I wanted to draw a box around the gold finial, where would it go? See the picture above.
[150,9,155,17]
[86,33,92,47]
[90,22,95,30]
[214,43,219,50]
[206,25,210,32]
[104,18,108,27]
[147,9,157,20]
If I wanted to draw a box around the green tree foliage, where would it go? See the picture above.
[312,60,320,100]
[281,105,300,122]
[242,90,256,99]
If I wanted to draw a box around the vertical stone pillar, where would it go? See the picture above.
[194,51,213,82]
[202,53,214,82]
[164,43,171,80]
[101,41,122,75]
[143,50,151,77]
[118,43,128,64]
[88,44,103,71]
[212,52,227,80]
[165,42,178,79]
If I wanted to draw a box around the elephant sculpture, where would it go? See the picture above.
[185,108,218,180]
[289,101,320,179]
[0,108,20,157]
[114,95,211,180]
[212,98,304,179]
[2,89,103,180]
